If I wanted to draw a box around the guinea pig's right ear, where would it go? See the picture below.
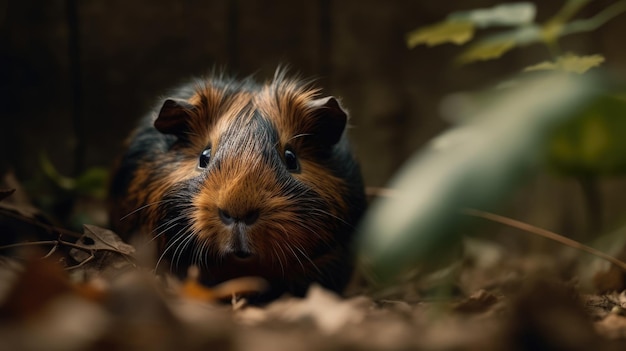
[307,96,348,146]
[154,98,195,136]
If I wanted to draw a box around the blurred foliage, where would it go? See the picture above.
[524,53,605,74]
[19,154,109,230]
[359,0,626,284]
[548,94,626,176]
[407,0,626,68]
[357,73,606,282]
[40,153,108,200]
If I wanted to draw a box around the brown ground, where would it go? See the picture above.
[1,177,626,351]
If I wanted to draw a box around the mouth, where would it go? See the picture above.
[231,249,254,261]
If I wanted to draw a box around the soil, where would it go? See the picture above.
[1,178,626,351]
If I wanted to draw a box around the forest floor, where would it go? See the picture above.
[1,174,626,351]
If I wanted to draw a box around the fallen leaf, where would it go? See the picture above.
[65,226,137,281]
[180,266,268,302]
[81,224,135,255]
[582,293,621,320]
[0,188,15,202]
[238,285,371,334]
[593,265,626,293]
[0,293,110,351]
[1,172,34,207]
[0,254,73,320]
[595,313,626,339]
[504,279,600,350]
[453,289,499,314]
[0,203,46,226]
[69,225,135,263]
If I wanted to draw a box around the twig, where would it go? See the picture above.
[65,254,95,270]
[0,239,121,270]
[0,241,60,250]
[562,0,626,36]
[0,207,82,239]
[463,208,626,273]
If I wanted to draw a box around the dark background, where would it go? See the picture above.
[2,0,626,237]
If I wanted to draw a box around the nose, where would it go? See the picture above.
[218,208,260,226]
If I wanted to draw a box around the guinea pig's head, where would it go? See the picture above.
[152,74,364,287]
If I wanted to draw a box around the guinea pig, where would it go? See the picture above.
[108,69,366,301]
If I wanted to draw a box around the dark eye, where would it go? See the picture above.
[198,148,211,169]
[284,149,299,172]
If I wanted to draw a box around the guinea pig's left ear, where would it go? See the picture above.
[154,98,196,136]
[307,96,348,146]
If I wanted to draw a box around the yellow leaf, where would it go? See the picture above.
[524,53,605,74]
[524,61,558,72]
[406,21,474,48]
[560,53,605,74]
[455,39,516,65]
[540,20,565,44]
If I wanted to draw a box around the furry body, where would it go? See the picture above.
[109,70,366,300]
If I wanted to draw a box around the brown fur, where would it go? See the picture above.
[109,70,365,300]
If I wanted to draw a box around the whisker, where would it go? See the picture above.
[294,244,322,276]
[276,243,289,278]
[285,242,305,274]
[309,207,357,231]
[271,244,285,277]
[146,213,190,246]
[173,228,197,271]
[119,199,175,221]
[155,228,185,272]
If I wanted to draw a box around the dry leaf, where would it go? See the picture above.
[453,289,499,314]
[595,313,626,339]
[69,225,135,263]
[0,188,15,202]
[81,224,135,255]
[180,266,268,302]
[238,285,371,334]
[0,254,74,320]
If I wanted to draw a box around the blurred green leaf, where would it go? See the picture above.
[40,153,75,190]
[39,153,108,199]
[548,95,626,175]
[357,73,601,283]
[561,1,626,36]
[406,2,536,49]
[74,167,109,199]
[524,53,604,74]
[456,39,516,64]
[455,26,540,65]
[539,0,590,44]
[406,21,474,48]
[447,2,536,28]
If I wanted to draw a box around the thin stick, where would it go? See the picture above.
[0,207,82,239]
[463,208,626,273]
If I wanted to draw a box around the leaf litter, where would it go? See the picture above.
[2,182,626,350]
